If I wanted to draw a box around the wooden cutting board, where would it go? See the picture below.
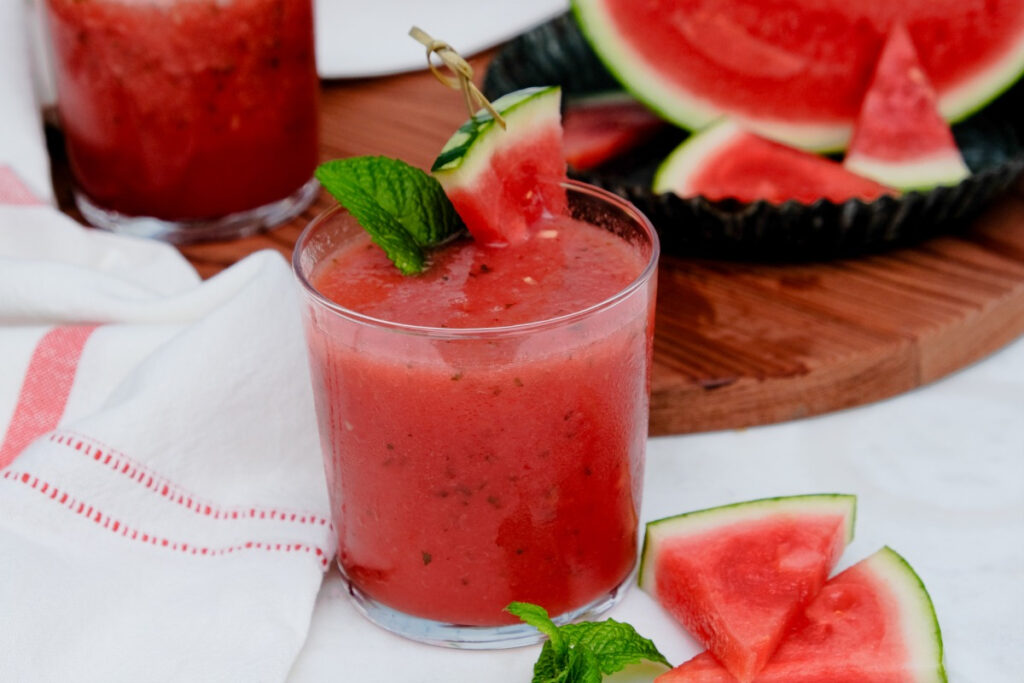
[647,197,1024,434]
[51,54,1024,437]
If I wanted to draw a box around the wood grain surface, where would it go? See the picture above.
[53,54,1024,436]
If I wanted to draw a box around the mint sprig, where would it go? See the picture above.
[507,602,672,683]
[315,156,463,275]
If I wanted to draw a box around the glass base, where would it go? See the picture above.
[74,177,319,245]
[343,565,635,650]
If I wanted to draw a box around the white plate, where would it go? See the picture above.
[314,0,568,79]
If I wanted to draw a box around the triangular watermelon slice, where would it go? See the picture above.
[562,91,667,171]
[844,25,971,191]
[639,494,857,683]
[432,86,568,247]
[653,121,894,204]
[659,547,947,682]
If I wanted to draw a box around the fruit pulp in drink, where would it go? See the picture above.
[45,0,319,220]
[304,211,655,625]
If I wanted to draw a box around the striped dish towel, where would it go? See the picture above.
[0,172,334,683]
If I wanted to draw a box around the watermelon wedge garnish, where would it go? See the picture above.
[432,86,568,246]
[562,91,667,171]
[844,25,971,191]
[639,494,857,683]
[659,547,947,683]
[653,121,894,205]
[571,0,1024,151]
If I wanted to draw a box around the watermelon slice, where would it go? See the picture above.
[571,0,1024,150]
[659,547,947,683]
[639,494,857,683]
[844,25,971,191]
[432,86,567,246]
[562,91,667,171]
[653,121,894,205]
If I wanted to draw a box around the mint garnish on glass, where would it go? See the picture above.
[315,156,464,275]
[507,602,672,682]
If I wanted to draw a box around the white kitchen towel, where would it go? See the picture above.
[1,0,53,203]
[0,202,334,683]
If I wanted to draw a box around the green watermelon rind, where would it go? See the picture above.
[844,152,971,192]
[570,0,723,137]
[569,0,853,152]
[430,86,561,178]
[938,34,1024,126]
[861,547,948,683]
[651,119,744,197]
[638,493,857,593]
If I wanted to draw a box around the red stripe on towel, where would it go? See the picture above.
[0,325,99,469]
[1,469,331,567]
[49,430,333,528]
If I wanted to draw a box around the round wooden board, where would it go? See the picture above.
[648,197,1024,434]
[51,54,1024,437]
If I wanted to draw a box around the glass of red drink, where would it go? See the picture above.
[44,0,319,244]
[294,181,659,648]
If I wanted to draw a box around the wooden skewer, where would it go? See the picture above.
[409,26,507,129]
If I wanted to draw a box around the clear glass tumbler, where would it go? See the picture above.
[293,181,659,648]
[44,0,320,244]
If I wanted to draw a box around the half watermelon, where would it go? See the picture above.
[844,24,971,191]
[571,0,1024,150]
[639,494,857,683]
[432,86,567,246]
[659,547,947,683]
[653,121,894,205]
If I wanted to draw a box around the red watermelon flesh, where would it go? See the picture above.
[572,0,1024,150]
[442,124,568,246]
[433,87,569,247]
[658,548,946,683]
[653,121,894,204]
[562,92,667,171]
[844,24,971,190]
[641,496,856,683]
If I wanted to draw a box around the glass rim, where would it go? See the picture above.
[292,179,660,339]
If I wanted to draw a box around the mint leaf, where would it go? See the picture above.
[561,620,671,674]
[507,602,671,683]
[508,602,565,652]
[533,642,564,682]
[320,179,424,274]
[315,156,463,275]
[533,640,605,683]
[563,647,603,683]
[508,603,572,682]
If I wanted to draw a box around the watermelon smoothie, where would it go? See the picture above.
[294,181,659,647]
[44,0,319,243]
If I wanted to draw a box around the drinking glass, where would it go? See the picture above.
[294,181,659,648]
[44,0,320,243]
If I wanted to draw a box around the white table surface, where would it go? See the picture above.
[287,335,1024,682]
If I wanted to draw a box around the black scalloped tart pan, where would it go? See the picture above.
[483,13,1024,260]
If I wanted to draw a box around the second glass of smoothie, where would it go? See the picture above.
[294,181,659,648]
[44,0,320,243]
